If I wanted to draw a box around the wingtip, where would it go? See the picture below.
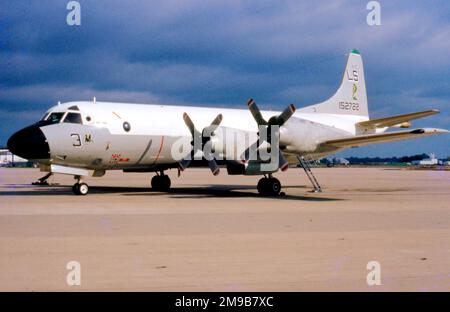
[416,128,449,134]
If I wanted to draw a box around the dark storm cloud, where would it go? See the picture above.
[1,0,449,156]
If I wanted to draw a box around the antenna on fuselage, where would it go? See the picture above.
[93,97,96,104]
[58,101,61,106]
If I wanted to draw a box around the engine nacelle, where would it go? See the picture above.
[226,161,279,175]
[210,126,258,161]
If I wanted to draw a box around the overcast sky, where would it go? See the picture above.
[1,0,449,157]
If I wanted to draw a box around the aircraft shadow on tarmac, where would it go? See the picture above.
[1,183,343,201]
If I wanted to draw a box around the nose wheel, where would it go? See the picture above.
[72,175,89,195]
[72,182,89,195]
[151,173,171,192]
[257,177,281,196]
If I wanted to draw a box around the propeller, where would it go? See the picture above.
[246,98,296,171]
[179,112,223,175]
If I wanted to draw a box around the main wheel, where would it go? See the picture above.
[160,175,171,191]
[257,177,281,196]
[257,178,269,195]
[267,177,281,196]
[151,175,160,191]
[151,175,171,192]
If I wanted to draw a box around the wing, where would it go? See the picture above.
[356,109,439,129]
[321,128,449,148]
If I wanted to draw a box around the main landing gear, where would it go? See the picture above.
[72,176,89,195]
[151,171,171,192]
[257,175,282,196]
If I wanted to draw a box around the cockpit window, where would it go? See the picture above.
[47,112,65,124]
[63,112,83,124]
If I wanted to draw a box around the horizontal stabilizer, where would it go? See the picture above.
[322,128,449,148]
[357,109,439,128]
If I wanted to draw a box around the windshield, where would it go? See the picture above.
[63,112,83,124]
[47,112,65,124]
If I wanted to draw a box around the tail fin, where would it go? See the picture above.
[299,49,369,118]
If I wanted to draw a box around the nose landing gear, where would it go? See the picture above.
[257,175,282,196]
[32,172,53,185]
[72,176,89,195]
[151,172,171,192]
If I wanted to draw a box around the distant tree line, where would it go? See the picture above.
[337,153,431,165]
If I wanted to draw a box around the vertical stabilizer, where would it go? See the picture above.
[299,50,369,117]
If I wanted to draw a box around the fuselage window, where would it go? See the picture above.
[47,112,65,124]
[63,112,83,124]
[40,112,50,121]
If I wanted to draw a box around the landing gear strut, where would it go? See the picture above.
[72,176,89,195]
[32,172,52,185]
[151,172,171,192]
[257,175,282,196]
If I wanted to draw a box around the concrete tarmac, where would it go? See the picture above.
[0,167,448,291]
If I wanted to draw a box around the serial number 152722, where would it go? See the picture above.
[339,101,359,111]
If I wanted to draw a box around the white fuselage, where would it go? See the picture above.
[38,101,367,170]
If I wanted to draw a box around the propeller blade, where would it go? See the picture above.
[210,113,223,127]
[203,140,220,176]
[278,150,289,171]
[274,104,296,126]
[180,112,222,176]
[247,98,267,125]
[207,159,220,176]
[183,112,196,137]
[179,149,196,171]
[179,158,191,171]
[203,114,223,135]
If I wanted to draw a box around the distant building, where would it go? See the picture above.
[0,149,29,167]
[443,161,450,166]
[411,153,439,166]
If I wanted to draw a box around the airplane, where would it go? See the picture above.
[7,49,449,196]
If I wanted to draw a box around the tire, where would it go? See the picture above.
[161,175,171,191]
[267,178,281,196]
[72,183,80,195]
[152,175,171,192]
[257,178,269,195]
[78,183,89,195]
[151,175,160,191]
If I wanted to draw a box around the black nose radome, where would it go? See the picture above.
[7,125,50,160]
